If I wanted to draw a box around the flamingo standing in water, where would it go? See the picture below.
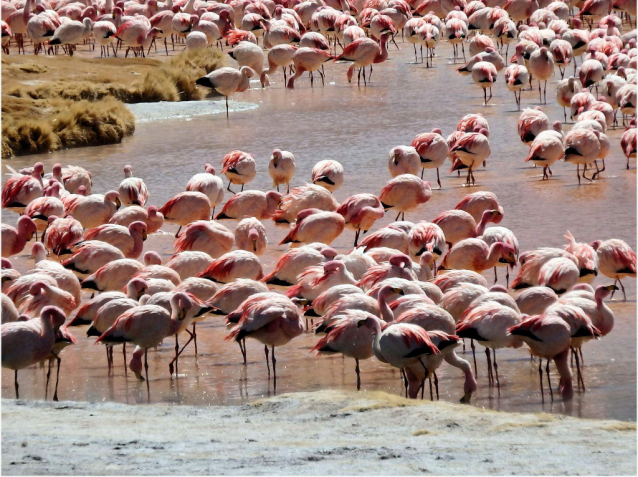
[186,164,225,215]
[195,66,255,118]
[337,193,385,247]
[528,47,555,104]
[220,150,257,193]
[412,129,449,188]
[311,160,345,192]
[215,190,282,220]
[268,149,296,193]
[449,130,491,186]
[159,191,212,237]
[287,47,333,88]
[226,292,304,387]
[471,61,497,106]
[2,306,66,399]
[280,209,346,247]
[334,32,390,86]
[525,127,565,180]
[312,311,386,390]
[379,174,432,221]
[590,239,636,301]
[505,43,530,110]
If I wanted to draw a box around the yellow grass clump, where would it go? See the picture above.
[2,48,224,158]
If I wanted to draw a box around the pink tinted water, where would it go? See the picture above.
[2,39,636,421]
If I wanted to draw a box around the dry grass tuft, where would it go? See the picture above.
[2,48,223,158]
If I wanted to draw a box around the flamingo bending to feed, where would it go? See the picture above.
[173,220,234,258]
[337,193,385,247]
[379,174,432,221]
[271,184,339,224]
[439,238,517,274]
[280,209,345,247]
[226,292,304,385]
[2,306,66,399]
[312,311,386,390]
[287,47,333,89]
[261,245,337,286]
[215,190,282,221]
[197,250,263,283]
[63,191,121,229]
[334,32,390,86]
[411,129,449,187]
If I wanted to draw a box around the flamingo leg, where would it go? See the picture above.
[123,343,127,375]
[53,356,61,401]
[193,323,198,355]
[354,229,360,247]
[144,348,150,398]
[400,367,408,397]
[264,345,271,376]
[271,346,277,390]
[538,358,544,403]
[45,360,52,400]
[492,349,500,389]
[545,358,553,402]
[14,370,19,399]
[471,339,477,377]
[355,358,361,391]
[485,346,493,386]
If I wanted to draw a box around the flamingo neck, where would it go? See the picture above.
[595,290,613,335]
[475,214,490,237]
[485,242,504,270]
[418,256,433,281]
[374,37,388,64]
[553,348,573,401]
[377,289,395,322]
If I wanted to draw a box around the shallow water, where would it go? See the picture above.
[2,38,636,421]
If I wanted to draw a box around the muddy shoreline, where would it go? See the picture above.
[2,391,636,475]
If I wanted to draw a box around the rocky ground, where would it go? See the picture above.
[2,390,636,475]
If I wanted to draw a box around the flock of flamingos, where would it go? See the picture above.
[1,0,637,407]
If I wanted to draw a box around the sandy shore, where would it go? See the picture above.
[2,390,635,475]
[127,100,259,122]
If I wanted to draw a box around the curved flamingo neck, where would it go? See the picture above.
[485,242,505,270]
[475,213,491,237]
[377,288,395,322]
[374,36,388,64]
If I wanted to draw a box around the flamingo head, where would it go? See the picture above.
[271,149,282,164]
[248,228,260,252]
[204,163,215,174]
[123,165,133,178]
[147,205,159,218]
[29,242,47,262]
[483,208,504,225]
[105,191,121,209]
[320,247,338,260]
[17,215,37,241]
[389,253,411,269]
[127,278,149,300]
[143,251,162,266]
[77,185,87,196]
[552,120,563,132]
[171,291,192,322]
[29,280,50,297]
[41,306,67,330]
[323,260,345,276]
[34,162,45,177]
[129,221,148,241]
[1,258,12,269]
[489,284,508,293]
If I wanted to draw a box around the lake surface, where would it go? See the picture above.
[2,37,636,421]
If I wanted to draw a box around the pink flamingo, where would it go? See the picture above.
[449,130,491,185]
[311,159,344,192]
[235,217,268,255]
[379,174,431,221]
[61,240,125,276]
[2,306,66,399]
[262,245,337,286]
[312,311,385,390]
[505,44,530,109]
[166,251,214,280]
[337,193,385,247]
[83,221,147,259]
[195,66,255,118]
[215,190,282,220]
[42,216,83,257]
[563,231,598,281]
[18,280,77,317]
[564,128,602,184]
[439,238,517,273]
[526,127,565,180]
[186,164,225,215]
[359,225,410,253]
[64,191,121,229]
[333,32,389,86]
[24,183,65,233]
[287,260,356,302]
[271,184,339,224]
[268,149,296,194]
[471,61,497,105]
[109,205,164,234]
[590,239,636,300]
[2,216,37,258]
[411,129,449,187]
[432,209,502,247]
[48,18,93,55]
[226,292,304,385]
[387,145,420,178]
[173,220,234,258]
[220,150,257,193]
[2,162,44,211]
[66,291,127,326]
[197,250,263,283]
[118,165,148,207]
[159,191,212,237]
[357,253,416,290]
[81,258,144,292]
[621,121,637,169]
[280,209,346,247]
[287,46,333,88]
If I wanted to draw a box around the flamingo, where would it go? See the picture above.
[411,129,449,187]
[456,301,523,387]
[518,107,549,144]
[449,130,491,185]
[207,279,269,322]
[315,292,380,329]
[118,165,148,207]
[2,162,44,211]
[312,311,385,390]
[268,149,296,193]
[311,284,365,318]
[590,239,636,300]
[93,19,116,56]
[334,32,389,86]
[173,220,234,258]
[359,225,410,253]
[228,40,269,87]
[621,121,637,169]
[215,190,282,221]
[18,280,77,317]
[82,221,147,259]
[379,174,431,221]
[445,17,468,62]
[337,193,385,247]
[86,297,137,369]
[271,184,339,224]
[159,191,212,237]
[81,258,144,292]
[109,205,164,234]
[280,208,345,247]
[42,216,83,257]
[183,165,224,216]
[48,17,93,55]
[481,225,520,285]
[24,183,65,233]
[235,217,268,255]
[439,238,517,274]
[525,128,565,180]
[579,58,605,92]
[562,231,598,282]
[549,38,573,78]
[220,150,257,193]
[311,159,345,192]
[226,292,304,385]
[64,191,121,229]
[262,245,336,286]
[505,43,530,110]
[287,260,356,302]
[432,209,502,247]
[564,128,602,184]
[556,76,582,122]
[287,46,333,88]
[197,250,263,283]
[195,66,255,118]
[166,251,214,280]
[61,241,125,277]
[2,306,66,399]
[2,216,37,258]
[27,242,81,303]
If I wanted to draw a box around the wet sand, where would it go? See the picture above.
[2,391,636,475]
[2,35,636,425]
